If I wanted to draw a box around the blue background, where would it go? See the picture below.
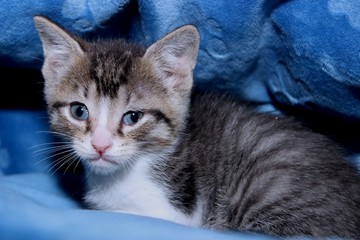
[0,0,359,239]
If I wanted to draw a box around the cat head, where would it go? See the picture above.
[34,16,200,175]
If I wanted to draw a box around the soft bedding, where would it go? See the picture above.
[0,1,359,239]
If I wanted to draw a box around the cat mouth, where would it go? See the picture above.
[84,156,121,174]
[88,157,117,165]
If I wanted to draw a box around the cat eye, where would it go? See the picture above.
[70,103,89,121]
[122,111,143,126]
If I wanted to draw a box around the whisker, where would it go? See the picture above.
[35,116,50,120]
[28,141,73,150]
[47,159,67,174]
[48,151,78,175]
[72,156,82,174]
[63,156,79,175]
[35,130,75,140]
[32,145,72,155]
[31,56,44,62]
[35,148,74,166]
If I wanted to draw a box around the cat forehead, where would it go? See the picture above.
[80,40,147,99]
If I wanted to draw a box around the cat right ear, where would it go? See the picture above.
[34,16,84,80]
[143,25,200,93]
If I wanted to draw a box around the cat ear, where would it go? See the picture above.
[143,25,200,92]
[34,16,84,80]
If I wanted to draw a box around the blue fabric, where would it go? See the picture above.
[269,0,360,120]
[0,173,276,240]
[0,0,359,239]
[0,110,52,175]
[1,0,359,119]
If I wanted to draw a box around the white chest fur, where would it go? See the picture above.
[84,158,202,226]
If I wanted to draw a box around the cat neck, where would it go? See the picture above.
[84,151,203,227]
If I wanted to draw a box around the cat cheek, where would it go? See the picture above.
[149,126,172,140]
[119,122,144,138]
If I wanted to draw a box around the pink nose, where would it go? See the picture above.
[91,126,113,156]
[92,143,111,156]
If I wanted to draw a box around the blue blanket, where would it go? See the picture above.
[0,0,359,239]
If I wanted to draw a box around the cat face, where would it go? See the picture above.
[34,16,200,175]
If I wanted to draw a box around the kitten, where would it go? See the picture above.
[34,16,360,239]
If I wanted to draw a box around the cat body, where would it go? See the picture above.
[34,16,360,239]
[85,92,360,237]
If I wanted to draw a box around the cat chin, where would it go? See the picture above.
[83,158,123,175]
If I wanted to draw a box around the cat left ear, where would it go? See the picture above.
[34,16,84,81]
[143,25,200,93]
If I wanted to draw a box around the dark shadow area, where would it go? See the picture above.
[49,135,86,206]
[56,172,87,207]
[275,103,360,156]
[83,0,139,41]
[0,67,45,109]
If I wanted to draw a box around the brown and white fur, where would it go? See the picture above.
[34,16,360,239]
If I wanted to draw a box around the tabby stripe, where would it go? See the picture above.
[120,56,132,84]
[235,165,296,227]
[90,51,132,99]
[146,109,173,128]
[83,86,89,99]
[50,101,68,112]
[85,119,91,133]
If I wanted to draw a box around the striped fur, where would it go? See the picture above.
[35,16,360,239]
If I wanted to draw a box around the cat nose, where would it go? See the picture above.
[91,126,113,156]
[92,143,111,156]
